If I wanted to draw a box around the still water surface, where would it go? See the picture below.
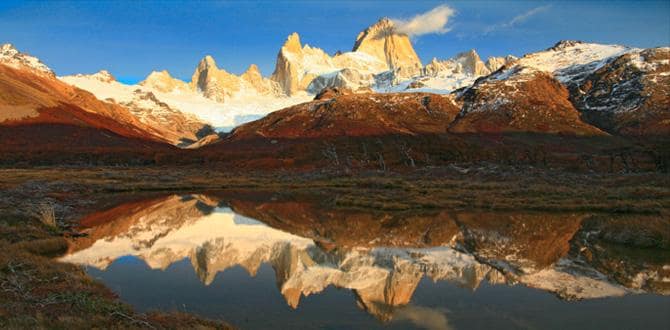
[60,193,670,329]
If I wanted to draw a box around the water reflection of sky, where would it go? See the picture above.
[87,256,669,330]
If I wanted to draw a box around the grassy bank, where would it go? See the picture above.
[1,165,669,215]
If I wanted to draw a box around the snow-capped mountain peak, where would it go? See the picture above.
[499,41,633,84]
[190,54,243,102]
[66,70,116,83]
[91,70,116,82]
[197,55,219,71]
[549,40,586,51]
[283,32,303,54]
[243,64,261,76]
[140,70,189,93]
[0,43,54,76]
[452,49,490,76]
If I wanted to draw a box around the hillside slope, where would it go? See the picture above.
[229,92,460,139]
[0,63,175,164]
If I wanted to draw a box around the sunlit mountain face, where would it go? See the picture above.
[60,193,669,329]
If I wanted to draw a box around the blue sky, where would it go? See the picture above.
[1,1,668,84]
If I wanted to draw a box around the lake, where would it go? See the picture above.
[60,193,670,329]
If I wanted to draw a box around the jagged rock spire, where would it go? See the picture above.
[352,18,422,77]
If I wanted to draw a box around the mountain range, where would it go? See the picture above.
[1,17,668,168]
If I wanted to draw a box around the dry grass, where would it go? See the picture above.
[31,202,58,229]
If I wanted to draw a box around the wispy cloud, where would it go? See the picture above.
[484,5,551,34]
[391,4,455,37]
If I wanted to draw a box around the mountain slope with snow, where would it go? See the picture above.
[378,49,516,94]
[0,45,160,139]
[0,49,175,163]
[447,41,670,135]
[61,71,218,146]
[60,69,312,137]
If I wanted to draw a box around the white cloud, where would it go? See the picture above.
[391,5,455,37]
[484,5,551,34]
[506,5,550,27]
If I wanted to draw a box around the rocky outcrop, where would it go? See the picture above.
[190,55,282,101]
[267,19,521,96]
[270,33,301,96]
[240,64,281,95]
[270,33,337,96]
[423,58,452,77]
[313,87,354,100]
[352,18,422,78]
[571,47,670,135]
[460,40,670,136]
[271,19,424,96]
[190,55,242,102]
[331,51,388,73]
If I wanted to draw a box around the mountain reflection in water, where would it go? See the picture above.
[60,193,670,329]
